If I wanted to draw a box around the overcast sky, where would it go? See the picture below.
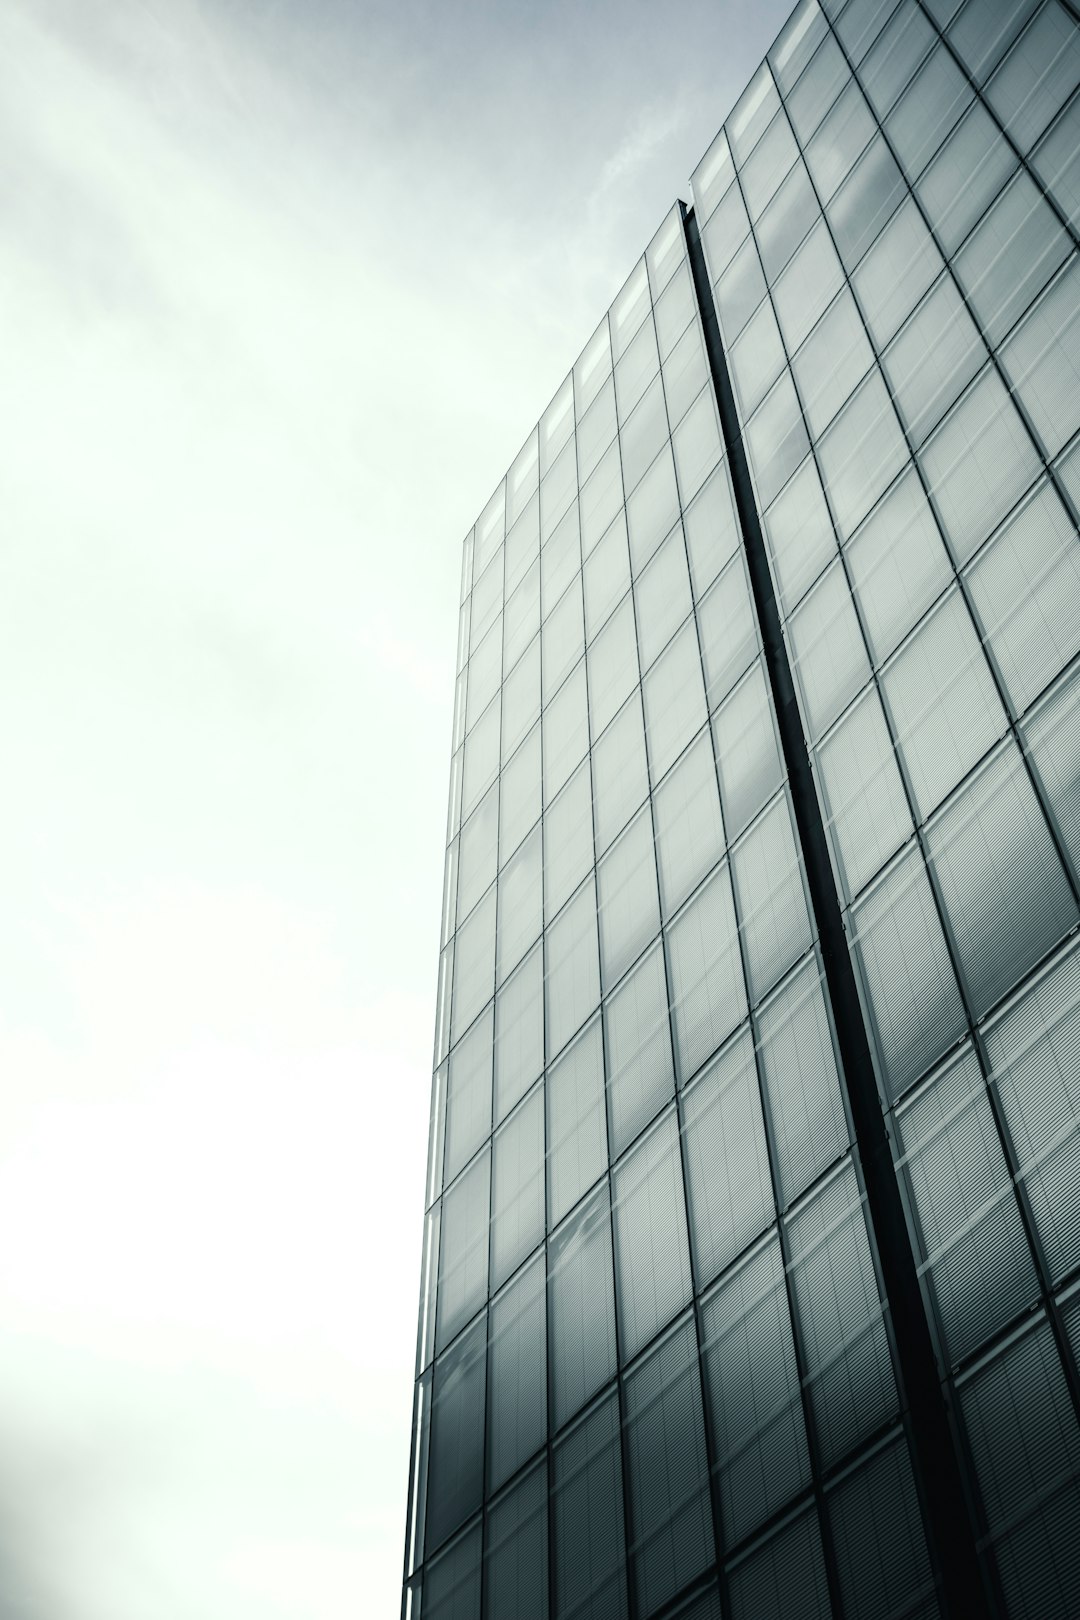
[0,1,792,1614]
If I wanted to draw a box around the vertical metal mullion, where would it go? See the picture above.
[682,196,993,1620]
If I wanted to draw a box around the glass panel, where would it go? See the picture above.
[701,178,751,284]
[672,387,723,504]
[1000,259,1080,460]
[852,195,943,352]
[425,1521,481,1620]
[578,374,619,488]
[611,258,651,360]
[544,757,594,922]
[986,1,1080,154]
[697,550,759,709]
[635,525,693,671]
[745,373,811,511]
[758,956,849,1205]
[764,455,836,612]
[485,1461,547,1620]
[885,41,971,181]
[437,1148,490,1353]
[730,297,786,422]
[819,683,914,899]
[597,806,661,991]
[544,575,586,698]
[733,793,813,1003]
[916,99,1017,256]
[845,464,952,665]
[467,619,502,732]
[897,1046,1037,1364]
[955,170,1070,347]
[827,134,906,270]
[947,0,1040,84]
[927,742,1077,1018]
[549,1189,618,1432]
[860,1,934,117]
[729,62,782,163]
[654,260,696,360]
[1032,88,1080,232]
[986,941,1080,1283]
[462,693,501,822]
[883,275,986,447]
[786,34,849,146]
[805,80,877,202]
[701,1235,811,1547]
[683,462,741,601]
[587,595,639,739]
[643,621,709,784]
[789,560,871,740]
[726,1504,832,1620]
[575,316,612,420]
[693,127,735,223]
[772,218,846,354]
[552,1389,627,1619]
[542,504,582,621]
[612,1109,693,1360]
[626,444,680,575]
[452,884,496,1044]
[653,729,726,919]
[592,691,649,855]
[771,0,828,94]
[583,509,632,641]
[967,479,1080,716]
[504,558,540,673]
[1024,666,1080,883]
[667,862,748,1083]
[683,1029,773,1286]
[714,235,767,342]
[547,1017,606,1229]
[786,1161,897,1465]
[498,824,542,983]
[445,1004,494,1184]
[882,587,1006,822]
[543,659,588,805]
[829,1435,935,1620]
[459,780,499,920]
[605,941,675,1162]
[581,440,625,558]
[624,1318,714,1614]
[817,369,909,541]
[795,288,875,444]
[495,942,544,1125]
[853,845,968,1099]
[754,158,819,282]
[490,1087,545,1291]
[546,876,601,1060]
[713,661,783,839]
[427,1315,487,1552]
[487,1254,546,1495]
[542,438,579,545]
[541,375,575,479]
[648,206,686,298]
[502,634,541,764]
[740,109,799,221]
[662,319,711,429]
[614,314,660,424]
[620,375,669,496]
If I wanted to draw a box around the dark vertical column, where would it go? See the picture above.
[681,200,993,1620]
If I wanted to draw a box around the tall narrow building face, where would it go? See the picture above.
[404,2,1080,1616]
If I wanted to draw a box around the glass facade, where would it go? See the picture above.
[405,3,1080,1616]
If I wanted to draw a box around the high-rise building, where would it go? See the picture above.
[402,1,1080,1616]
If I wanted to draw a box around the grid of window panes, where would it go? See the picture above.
[404,177,938,1615]
[691,0,1080,1615]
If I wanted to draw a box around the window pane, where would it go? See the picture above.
[731,298,786,422]
[583,509,631,640]
[613,1109,692,1360]
[624,1318,714,1615]
[967,479,1080,715]
[643,621,709,784]
[597,806,661,991]
[754,158,819,282]
[683,1029,773,1287]
[955,170,1070,347]
[714,235,767,342]
[927,743,1077,1018]
[827,135,906,270]
[667,863,747,1082]
[819,683,914,899]
[726,1505,831,1620]
[733,793,813,1003]
[740,107,799,220]
[829,1435,935,1620]
[883,275,986,447]
[758,956,849,1205]
[852,195,944,350]
[789,560,871,740]
[605,941,674,1157]
[592,691,649,854]
[684,463,741,602]
[653,729,726,919]
[552,1389,627,1619]
[487,1253,547,1491]
[817,370,908,541]
[713,661,784,839]
[745,373,811,511]
[786,1161,897,1465]
[701,1236,810,1547]
[426,1521,481,1620]
[495,943,544,1125]
[854,845,967,1099]
[452,885,496,1044]
[491,1087,545,1291]
[614,314,660,423]
[986,1,1080,153]
[485,1462,547,1620]
[673,386,723,503]
[445,1003,493,1184]
[427,1316,486,1551]
[542,504,582,622]
[587,595,639,739]
[549,1191,618,1430]
[578,375,618,488]
[885,41,971,181]
[793,287,874,441]
[547,877,601,1060]
[438,1149,490,1353]
[772,218,845,354]
[543,659,588,804]
[786,33,849,146]
[845,464,951,664]
[581,441,625,558]
[698,551,759,710]
[635,525,693,671]
[1000,259,1080,460]
[805,80,877,202]
[897,1046,1037,1364]
[502,634,541,763]
[544,757,594,922]
[498,825,542,983]
[547,1017,607,1228]
[916,100,1017,255]
[459,780,499,919]
[626,444,680,575]
[764,454,837,612]
[882,587,1006,822]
